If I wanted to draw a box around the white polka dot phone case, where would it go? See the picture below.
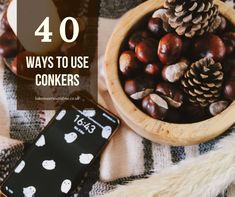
[0,95,120,197]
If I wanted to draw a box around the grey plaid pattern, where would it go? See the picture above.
[99,0,145,18]
[0,137,24,183]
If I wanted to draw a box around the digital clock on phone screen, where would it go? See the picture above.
[74,114,96,134]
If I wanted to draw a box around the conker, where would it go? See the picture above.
[158,33,182,65]
[148,17,165,37]
[161,59,188,83]
[165,108,181,123]
[230,67,235,79]
[215,16,227,33]
[222,35,234,55]
[142,94,168,120]
[144,63,161,76]
[119,51,140,76]
[155,82,184,108]
[224,80,235,100]
[182,38,192,56]
[152,9,167,19]
[222,58,235,75]
[222,32,235,55]
[124,79,137,96]
[135,38,158,64]
[192,33,226,62]
[223,32,235,45]
[124,78,154,100]
[182,103,207,123]
[152,9,172,32]
[128,31,150,50]
[209,100,229,116]
[11,51,38,79]
[0,31,18,58]
[226,32,235,42]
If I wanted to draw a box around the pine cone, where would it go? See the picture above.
[164,0,221,38]
[181,57,224,107]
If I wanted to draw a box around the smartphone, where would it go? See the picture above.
[0,94,120,197]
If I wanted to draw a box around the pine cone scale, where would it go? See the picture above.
[189,2,197,11]
[198,3,206,12]
[175,4,184,12]
[183,14,193,22]
[194,89,204,95]
[175,10,185,17]
[204,2,212,12]
[201,86,210,91]
[192,16,203,24]
[176,26,187,35]
[191,24,201,31]
[193,78,201,85]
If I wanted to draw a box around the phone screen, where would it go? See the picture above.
[0,95,120,197]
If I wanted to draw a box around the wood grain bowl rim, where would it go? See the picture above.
[104,0,235,145]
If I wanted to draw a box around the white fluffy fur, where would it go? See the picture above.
[101,131,235,197]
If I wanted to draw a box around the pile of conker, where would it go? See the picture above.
[119,10,235,123]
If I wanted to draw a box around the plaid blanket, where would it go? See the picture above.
[0,0,235,196]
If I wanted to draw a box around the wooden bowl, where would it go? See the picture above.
[104,0,235,146]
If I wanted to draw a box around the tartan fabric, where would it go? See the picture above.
[99,0,146,18]
[0,136,24,184]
